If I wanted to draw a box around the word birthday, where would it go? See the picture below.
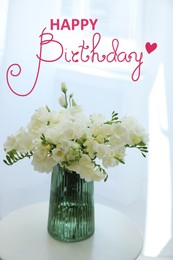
[50,18,98,30]
[6,26,145,97]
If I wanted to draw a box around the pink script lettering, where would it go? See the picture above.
[6,28,143,96]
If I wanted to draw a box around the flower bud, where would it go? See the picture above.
[61,82,67,93]
[72,99,77,106]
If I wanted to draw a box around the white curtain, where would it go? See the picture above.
[0,0,173,258]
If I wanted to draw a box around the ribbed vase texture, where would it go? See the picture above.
[47,164,95,242]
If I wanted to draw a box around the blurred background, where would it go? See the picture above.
[0,0,173,258]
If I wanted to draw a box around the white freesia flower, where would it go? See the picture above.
[31,155,56,173]
[27,106,51,137]
[92,168,105,182]
[3,85,148,182]
[15,128,33,153]
[122,116,149,145]
[75,154,101,182]
[31,145,56,173]
[4,135,17,152]
[52,148,66,164]
[83,138,97,159]
[44,125,61,144]
[93,142,109,159]
[4,127,33,153]
[102,156,118,168]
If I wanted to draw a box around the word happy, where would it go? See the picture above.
[50,18,98,30]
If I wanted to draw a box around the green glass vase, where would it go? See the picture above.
[47,164,95,242]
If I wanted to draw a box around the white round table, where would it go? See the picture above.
[0,202,143,260]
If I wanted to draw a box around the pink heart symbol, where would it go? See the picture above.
[145,42,157,54]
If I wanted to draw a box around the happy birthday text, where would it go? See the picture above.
[6,19,145,96]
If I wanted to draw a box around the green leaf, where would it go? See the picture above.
[3,150,33,166]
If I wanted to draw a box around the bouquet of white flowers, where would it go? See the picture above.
[3,83,148,182]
